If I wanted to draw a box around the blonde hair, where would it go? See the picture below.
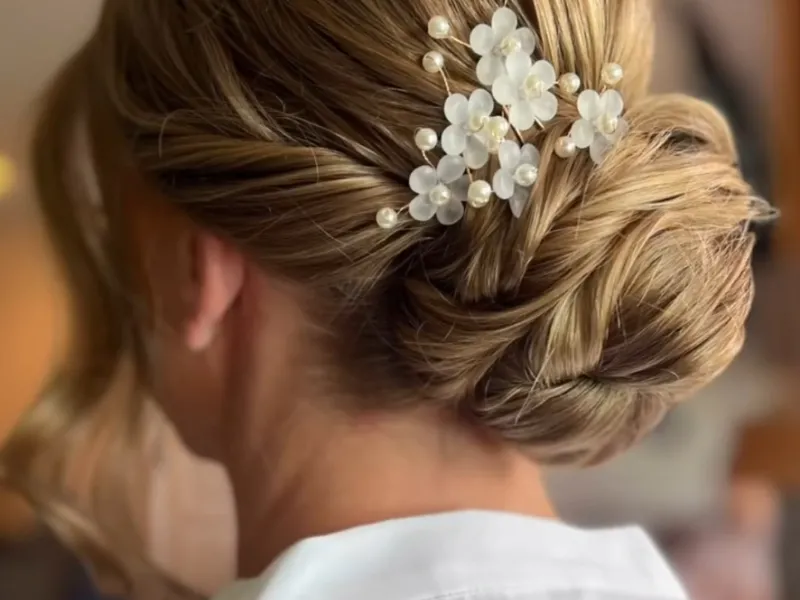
[1,0,769,595]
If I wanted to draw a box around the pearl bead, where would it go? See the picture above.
[414,128,438,151]
[558,72,581,94]
[485,116,510,140]
[555,136,577,158]
[522,74,546,99]
[598,114,618,135]
[467,113,488,133]
[467,180,492,208]
[429,184,451,207]
[376,207,399,229]
[514,164,539,187]
[428,16,451,39]
[601,62,624,86]
[500,35,522,56]
[422,51,445,74]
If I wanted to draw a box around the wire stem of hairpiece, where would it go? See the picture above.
[467,168,474,183]
[511,124,525,144]
[439,70,452,96]
[422,151,435,167]
[502,107,525,144]
[447,36,471,48]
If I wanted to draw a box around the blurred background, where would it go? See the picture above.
[1,0,798,598]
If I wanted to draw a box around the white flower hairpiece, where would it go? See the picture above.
[442,89,496,169]
[569,89,628,164]
[469,7,537,85]
[408,156,469,225]
[493,141,540,218]
[375,4,627,230]
[493,54,558,130]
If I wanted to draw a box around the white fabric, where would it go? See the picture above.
[213,511,687,600]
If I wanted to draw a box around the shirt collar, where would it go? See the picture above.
[216,510,687,600]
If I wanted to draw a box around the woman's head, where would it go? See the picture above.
[0,0,769,591]
[23,0,767,468]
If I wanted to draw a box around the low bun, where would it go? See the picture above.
[395,92,768,465]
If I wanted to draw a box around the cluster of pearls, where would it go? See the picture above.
[499,35,522,56]
[375,10,628,229]
[522,74,547,100]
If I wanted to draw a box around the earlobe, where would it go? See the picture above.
[186,320,218,352]
[184,231,245,352]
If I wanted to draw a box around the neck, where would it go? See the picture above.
[224,405,556,578]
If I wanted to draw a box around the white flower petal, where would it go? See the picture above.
[437,198,465,226]
[531,60,557,88]
[520,144,541,167]
[577,90,602,120]
[509,186,530,218]
[492,7,518,39]
[590,135,612,165]
[464,135,490,170]
[476,54,506,86]
[409,195,437,222]
[493,169,516,200]
[492,75,518,106]
[437,155,466,184]
[498,140,522,170]
[469,24,496,56]
[444,94,470,125]
[450,176,470,203]
[409,166,437,194]
[469,88,495,117]
[601,90,625,118]
[531,91,558,122]
[441,124,468,156]
[506,51,532,85]
[570,119,595,149]
[509,101,535,131]
[513,28,537,55]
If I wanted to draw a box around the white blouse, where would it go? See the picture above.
[213,511,687,600]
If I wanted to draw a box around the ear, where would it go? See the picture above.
[184,231,245,351]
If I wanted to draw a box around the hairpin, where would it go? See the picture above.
[375,4,626,230]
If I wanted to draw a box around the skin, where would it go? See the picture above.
[0,191,236,591]
[123,172,557,579]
